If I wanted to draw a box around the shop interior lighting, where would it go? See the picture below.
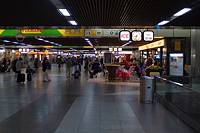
[157,20,169,26]
[174,8,191,16]
[69,20,77,25]
[59,9,70,16]
[3,40,10,43]
[13,42,18,44]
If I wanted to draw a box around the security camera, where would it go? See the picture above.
[16,31,25,42]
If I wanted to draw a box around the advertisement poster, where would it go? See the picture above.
[104,53,112,64]
[169,53,184,76]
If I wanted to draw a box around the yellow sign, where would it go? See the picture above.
[0,29,5,35]
[175,41,181,51]
[91,30,97,36]
[19,29,44,34]
[45,50,49,55]
[139,39,165,50]
[58,29,84,36]
[185,65,188,71]
[43,46,54,48]
[83,46,93,48]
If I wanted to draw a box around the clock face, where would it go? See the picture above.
[132,31,142,41]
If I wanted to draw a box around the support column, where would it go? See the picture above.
[191,29,200,83]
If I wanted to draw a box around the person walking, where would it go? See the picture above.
[28,58,35,74]
[76,56,81,72]
[57,57,62,71]
[34,58,38,70]
[84,56,89,71]
[92,58,100,78]
[66,57,72,78]
[71,56,75,76]
[16,58,23,82]
[42,59,51,82]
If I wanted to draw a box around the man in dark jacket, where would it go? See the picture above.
[42,59,51,82]
[92,58,100,78]
[76,56,81,71]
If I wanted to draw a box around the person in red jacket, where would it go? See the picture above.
[124,59,130,70]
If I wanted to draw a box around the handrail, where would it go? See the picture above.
[155,76,200,94]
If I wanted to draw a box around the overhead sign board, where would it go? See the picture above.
[0,29,84,36]
[143,31,154,41]
[119,31,130,41]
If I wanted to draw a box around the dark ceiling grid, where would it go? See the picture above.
[119,0,133,26]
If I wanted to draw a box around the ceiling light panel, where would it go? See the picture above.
[59,9,70,16]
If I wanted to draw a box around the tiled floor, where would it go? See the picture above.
[0,64,197,133]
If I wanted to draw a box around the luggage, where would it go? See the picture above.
[75,70,81,76]
[27,73,32,81]
[90,70,94,78]
[17,73,25,82]
[74,72,79,78]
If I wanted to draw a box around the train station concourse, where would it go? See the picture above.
[0,0,200,133]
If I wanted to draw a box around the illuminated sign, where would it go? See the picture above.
[114,48,117,51]
[132,31,142,41]
[118,48,122,51]
[139,39,165,50]
[109,48,113,51]
[119,31,130,41]
[27,52,54,55]
[17,29,44,34]
[143,31,154,41]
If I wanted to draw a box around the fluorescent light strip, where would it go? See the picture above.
[157,20,169,25]
[44,40,50,43]
[174,8,191,16]
[3,40,10,43]
[37,38,43,41]
[59,9,70,16]
[69,20,77,25]
[13,42,18,44]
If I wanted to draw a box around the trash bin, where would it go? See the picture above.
[140,76,154,103]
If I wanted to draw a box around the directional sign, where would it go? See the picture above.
[132,31,142,41]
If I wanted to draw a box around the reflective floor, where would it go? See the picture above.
[0,64,197,133]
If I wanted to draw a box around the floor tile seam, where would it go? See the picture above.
[113,99,123,130]
[73,96,89,131]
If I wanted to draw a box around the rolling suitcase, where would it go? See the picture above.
[74,72,79,78]
[90,70,94,78]
[20,74,25,82]
[27,73,32,81]
[75,70,81,76]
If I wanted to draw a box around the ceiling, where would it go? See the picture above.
[0,0,198,26]
[0,37,163,50]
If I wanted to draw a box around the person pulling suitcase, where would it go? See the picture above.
[16,58,24,83]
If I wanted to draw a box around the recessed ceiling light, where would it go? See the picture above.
[59,9,70,16]
[44,40,50,43]
[13,42,18,44]
[37,38,43,41]
[3,40,10,43]
[69,20,77,25]
[174,8,191,16]
[157,20,169,25]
